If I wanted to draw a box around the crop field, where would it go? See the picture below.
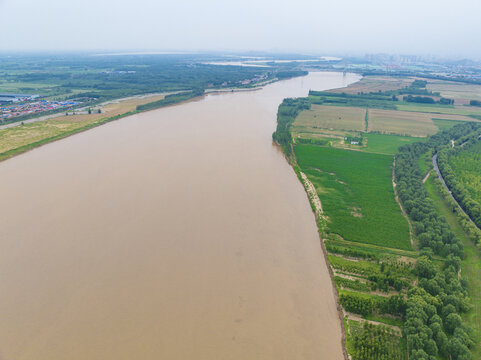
[293,104,366,132]
[396,103,481,117]
[329,76,413,94]
[427,80,481,104]
[432,118,469,131]
[368,108,439,137]
[447,140,481,205]
[295,145,411,249]
[364,133,424,155]
[0,94,166,156]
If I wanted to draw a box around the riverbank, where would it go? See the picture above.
[0,76,300,164]
[0,72,356,360]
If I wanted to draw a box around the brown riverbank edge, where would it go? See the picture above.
[0,78,293,164]
[281,149,349,360]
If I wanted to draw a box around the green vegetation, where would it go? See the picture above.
[296,145,411,249]
[439,135,481,229]
[394,123,480,359]
[340,290,406,317]
[0,54,275,103]
[325,242,379,260]
[275,76,481,359]
[364,133,425,155]
[334,276,372,292]
[346,319,406,360]
[329,255,412,278]
[424,173,481,358]
[309,91,397,110]
[350,322,405,360]
[417,150,433,177]
[433,118,468,131]
[272,97,310,156]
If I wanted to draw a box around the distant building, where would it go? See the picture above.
[351,141,359,145]
[0,93,39,103]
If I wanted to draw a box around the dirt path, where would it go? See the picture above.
[423,172,430,183]
[392,158,415,249]
[344,312,402,335]
[300,171,324,217]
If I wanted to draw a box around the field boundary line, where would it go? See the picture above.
[393,157,416,249]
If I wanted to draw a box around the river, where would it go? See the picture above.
[0,72,360,360]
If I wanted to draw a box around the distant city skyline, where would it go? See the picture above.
[1,0,480,59]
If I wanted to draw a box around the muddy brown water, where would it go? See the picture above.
[0,72,359,360]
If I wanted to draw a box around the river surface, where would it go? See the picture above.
[0,72,359,360]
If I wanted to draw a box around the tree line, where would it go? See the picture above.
[394,122,480,359]
[437,129,481,232]
[272,97,310,156]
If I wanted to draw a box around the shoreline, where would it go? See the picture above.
[284,150,349,360]
[0,78,289,164]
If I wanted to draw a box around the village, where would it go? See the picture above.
[0,98,81,121]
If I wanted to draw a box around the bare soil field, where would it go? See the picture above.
[329,76,413,94]
[368,109,438,137]
[427,80,481,104]
[293,105,366,132]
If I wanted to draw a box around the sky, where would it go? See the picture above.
[1,0,480,59]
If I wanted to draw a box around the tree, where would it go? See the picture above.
[444,313,462,334]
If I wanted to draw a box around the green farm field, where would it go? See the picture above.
[295,145,411,249]
[432,118,469,131]
[364,133,425,155]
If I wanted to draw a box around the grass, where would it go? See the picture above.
[424,175,481,358]
[418,150,433,177]
[364,314,403,327]
[293,104,366,132]
[295,145,411,249]
[364,133,425,155]
[447,141,481,206]
[432,118,469,131]
[326,237,417,258]
[345,318,406,360]
[368,108,438,137]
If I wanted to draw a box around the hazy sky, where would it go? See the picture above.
[1,0,480,58]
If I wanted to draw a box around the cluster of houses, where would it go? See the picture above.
[1,99,80,120]
[238,74,268,85]
[100,70,137,75]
